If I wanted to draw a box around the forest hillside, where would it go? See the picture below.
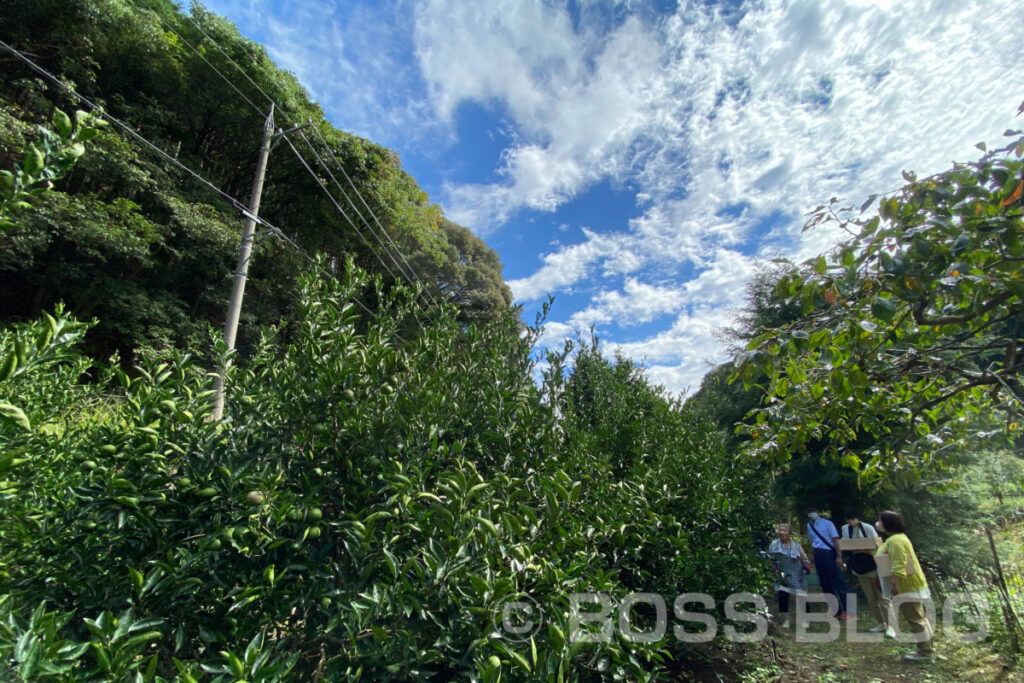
[1,0,512,363]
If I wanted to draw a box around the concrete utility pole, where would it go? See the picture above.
[213,104,275,421]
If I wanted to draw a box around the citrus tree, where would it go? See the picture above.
[0,260,763,680]
[733,127,1024,485]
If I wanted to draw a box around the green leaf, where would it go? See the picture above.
[53,109,73,140]
[0,402,31,430]
[952,232,971,257]
[225,651,244,678]
[128,618,166,633]
[128,567,144,592]
[862,216,880,236]
[870,297,896,323]
[122,630,163,649]
[23,145,45,176]
[0,350,17,381]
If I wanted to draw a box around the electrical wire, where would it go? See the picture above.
[164,5,440,309]
[178,7,288,118]
[139,3,263,115]
[277,132,406,286]
[0,37,250,214]
[304,125,440,307]
[294,129,438,307]
[0,37,409,342]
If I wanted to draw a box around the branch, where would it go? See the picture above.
[912,291,1014,326]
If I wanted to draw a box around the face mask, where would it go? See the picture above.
[875,521,885,533]
[808,512,819,521]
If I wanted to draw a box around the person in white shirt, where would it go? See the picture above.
[841,507,895,637]
[806,506,853,620]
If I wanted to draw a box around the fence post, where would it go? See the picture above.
[985,525,1023,654]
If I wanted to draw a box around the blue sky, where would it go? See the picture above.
[200,0,1023,395]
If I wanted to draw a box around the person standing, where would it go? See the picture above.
[806,506,853,620]
[768,523,810,628]
[877,510,934,662]
[841,507,895,637]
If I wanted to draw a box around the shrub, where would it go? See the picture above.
[0,263,762,680]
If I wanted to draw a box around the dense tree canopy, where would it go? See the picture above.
[733,128,1024,485]
[0,0,512,360]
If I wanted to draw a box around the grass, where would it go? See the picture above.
[728,589,1024,682]
[670,458,1024,681]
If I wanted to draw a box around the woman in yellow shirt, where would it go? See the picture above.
[876,511,933,661]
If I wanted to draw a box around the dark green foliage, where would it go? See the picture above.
[0,107,105,225]
[0,3,768,678]
[0,264,763,680]
[560,340,767,598]
[423,219,514,323]
[720,263,804,353]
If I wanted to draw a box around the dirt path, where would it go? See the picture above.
[730,594,1024,682]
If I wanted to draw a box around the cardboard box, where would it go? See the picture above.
[837,537,882,552]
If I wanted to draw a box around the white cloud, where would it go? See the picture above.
[569,278,688,329]
[412,0,1023,393]
[414,2,669,231]
[204,0,1024,396]
[202,0,442,147]
[605,305,727,392]
[534,321,576,352]
[507,228,634,301]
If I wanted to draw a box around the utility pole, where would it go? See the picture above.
[213,104,274,421]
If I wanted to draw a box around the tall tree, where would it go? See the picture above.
[733,127,1024,484]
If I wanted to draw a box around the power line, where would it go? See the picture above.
[263,223,414,345]
[139,2,263,115]
[137,9,411,290]
[295,129,439,307]
[177,6,288,118]
[162,6,439,308]
[43,0,433,319]
[0,37,409,342]
[277,132,406,287]
[0,37,250,214]
[304,125,440,307]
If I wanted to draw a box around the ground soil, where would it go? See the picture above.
[668,588,1024,682]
